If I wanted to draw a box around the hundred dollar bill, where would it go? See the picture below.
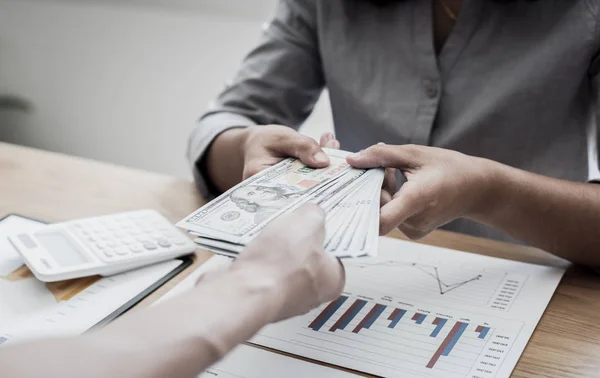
[177,149,353,243]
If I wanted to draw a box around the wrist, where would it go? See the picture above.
[466,158,516,225]
[465,158,505,220]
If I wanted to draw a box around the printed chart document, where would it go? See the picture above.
[251,237,567,378]
[0,215,182,344]
[199,344,359,378]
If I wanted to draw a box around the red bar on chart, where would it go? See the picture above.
[412,312,422,321]
[475,325,483,332]
[426,321,466,369]
[432,317,441,325]
[329,299,367,332]
[388,308,401,320]
[352,303,386,334]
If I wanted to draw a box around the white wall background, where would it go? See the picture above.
[0,0,332,179]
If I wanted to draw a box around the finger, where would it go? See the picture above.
[292,203,326,244]
[321,257,346,302]
[346,144,422,170]
[325,139,340,149]
[274,134,330,168]
[380,189,392,207]
[319,132,334,147]
[383,167,397,195]
[378,188,424,235]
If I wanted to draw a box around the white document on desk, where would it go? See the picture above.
[0,215,182,345]
[199,344,359,378]
[250,237,568,378]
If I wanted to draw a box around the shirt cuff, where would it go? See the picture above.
[188,112,257,200]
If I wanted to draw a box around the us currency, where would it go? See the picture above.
[177,149,353,244]
[178,149,385,258]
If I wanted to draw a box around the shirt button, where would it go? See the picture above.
[426,85,439,99]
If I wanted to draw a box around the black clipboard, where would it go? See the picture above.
[0,213,193,330]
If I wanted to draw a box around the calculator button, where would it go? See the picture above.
[163,232,175,238]
[136,236,149,243]
[87,235,97,242]
[173,238,187,246]
[130,244,143,253]
[103,249,115,258]
[107,240,117,248]
[143,242,157,250]
[115,246,129,256]
[150,233,163,240]
[157,239,171,248]
[114,232,126,238]
[121,237,134,245]
[95,241,107,249]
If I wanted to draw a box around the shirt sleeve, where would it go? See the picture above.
[188,0,325,199]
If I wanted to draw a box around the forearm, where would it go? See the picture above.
[205,128,248,193]
[0,266,282,378]
[470,160,600,266]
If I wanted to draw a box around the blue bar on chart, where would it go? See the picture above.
[309,295,348,331]
[430,317,448,337]
[442,322,469,356]
[329,299,367,332]
[388,308,406,329]
[476,325,490,339]
[353,303,387,333]
[427,321,469,369]
[412,312,427,324]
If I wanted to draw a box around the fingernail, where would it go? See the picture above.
[314,152,329,163]
[348,149,363,158]
[377,142,386,145]
[326,132,334,141]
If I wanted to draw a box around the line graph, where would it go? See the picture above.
[351,259,525,311]
[356,261,484,295]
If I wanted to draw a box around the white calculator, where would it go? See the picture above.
[8,210,197,282]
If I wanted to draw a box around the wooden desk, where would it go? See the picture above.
[1,142,599,377]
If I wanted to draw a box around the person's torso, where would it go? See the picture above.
[312,0,599,240]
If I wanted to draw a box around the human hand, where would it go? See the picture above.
[347,144,494,239]
[231,204,345,322]
[241,125,339,179]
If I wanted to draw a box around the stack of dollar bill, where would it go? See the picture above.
[177,149,384,258]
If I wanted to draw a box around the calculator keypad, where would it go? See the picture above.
[70,212,192,263]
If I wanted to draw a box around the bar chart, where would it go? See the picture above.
[306,295,511,372]
[256,292,523,378]
[249,237,559,378]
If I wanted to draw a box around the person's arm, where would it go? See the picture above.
[0,205,344,378]
[347,145,600,267]
[189,0,326,195]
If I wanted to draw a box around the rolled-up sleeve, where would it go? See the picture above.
[188,0,325,198]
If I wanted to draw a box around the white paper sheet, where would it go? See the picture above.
[199,344,359,378]
[0,215,182,345]
[251,237,567,378]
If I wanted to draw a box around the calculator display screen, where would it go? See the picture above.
[35,232,91,267]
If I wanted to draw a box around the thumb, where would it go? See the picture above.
[292,204,326,244]
[346,144,421,170]
[273,135,330,168]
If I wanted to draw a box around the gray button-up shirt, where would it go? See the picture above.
[189,0,600,242]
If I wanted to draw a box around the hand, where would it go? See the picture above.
[231,204,345,321]
[241,126,339,179]
[347,144,494,239]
